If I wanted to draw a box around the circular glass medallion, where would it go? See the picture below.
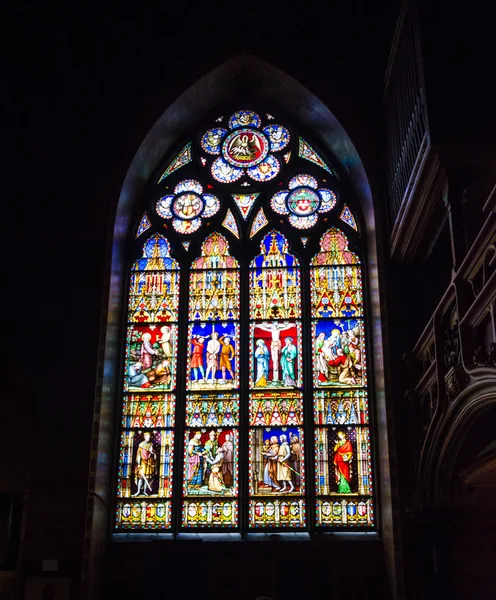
[172,193,204,220]
[172,217,202,234]
[288,174,318,190]
[211,157,243,183]
[318,188,337,212]
[228,110,261,129]
[288,213,318,229]
[246,155,280,182]
[222,128,269,168]
[270,191,289,215]
[174,179,203,195]
[200,128,227,155]
[287,187,320,216]
[202,194,221,218]
[156,195,174,219]
[263,124,290,151]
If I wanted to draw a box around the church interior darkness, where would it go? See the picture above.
[5,0,496,598]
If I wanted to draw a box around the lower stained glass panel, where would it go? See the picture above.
[249,499,306,528]
[249,427,305,498]
[122,394,175,428]
[117,429,174,499]
[182,500,238,527]
[316,498,374,527]
[314,425,374,528]
[249,391,303,426]
[183,429,238,499]
[313,389,368,425]
[314,426,372,496]
[116,500,172,530]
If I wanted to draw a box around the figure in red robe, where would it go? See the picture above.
[190,336,205,381]
[333,430,353,493]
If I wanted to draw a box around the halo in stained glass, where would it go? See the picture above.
[156,195,174,219]
[288,213,318,229]
[211,157,244,183]
[172,193,204,220]
[222,129,269,168]
[340,204,358,231]
[232,193,259,220]
[228,110,261,129]
[158,142,192,183]
[250,208,269,238]
[263,124,290,152]
[136,212,152,237]
[172,217,202,235]
[202,194,221,218]
[247,155,280,182]
[270,191,289,215]
[174,179,203,195]
[222,209,240,239]
[298,137,334,175]
[318,189,338,213]
[287,188,320,217]
[289,174,318,190]
[200,128,227,155]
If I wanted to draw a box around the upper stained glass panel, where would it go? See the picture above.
[124,324,177,392]
[191,233,239,270]
[311,227,359,266]
[250,231,300,320]
[313,319,366,388]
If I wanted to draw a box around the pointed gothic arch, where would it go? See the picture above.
[84,56,397,596]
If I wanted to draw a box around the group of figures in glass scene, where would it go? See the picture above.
[314,320,364,386]
[251,428,303,495]
[186,429,235,496]
[126,325,175,391]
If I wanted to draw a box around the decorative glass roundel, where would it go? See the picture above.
[172,193,203,220]
[222,129,269,168]
[156,179,220,235]
[200,110,290,184]
[270,173,338,230]
[201,128,227,155]
[287,188,320,216]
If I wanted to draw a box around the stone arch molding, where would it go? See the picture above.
[422,379,496,505]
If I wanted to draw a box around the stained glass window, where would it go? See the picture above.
[115,107,375,534]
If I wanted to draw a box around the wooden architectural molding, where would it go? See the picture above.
[389,147,445,260]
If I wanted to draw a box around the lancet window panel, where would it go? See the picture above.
[182,233,241,529]
[116,234,179,530]
[311,227,374,528]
